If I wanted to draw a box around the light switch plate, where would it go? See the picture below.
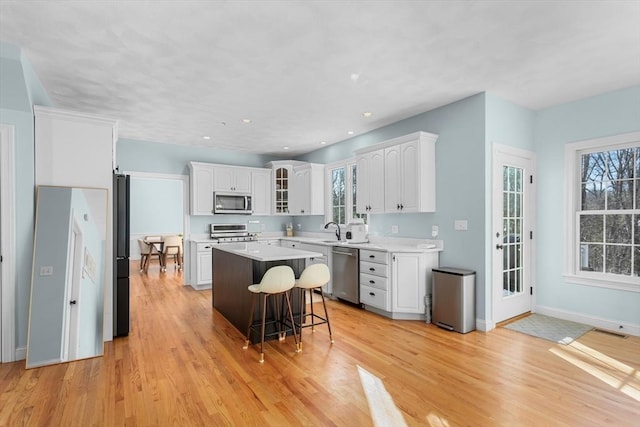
[391,225,399,234]
[40,266,53,276]
[431,225,438,237]
[454,220,468,231]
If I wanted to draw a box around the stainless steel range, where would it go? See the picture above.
[210,223,257,243]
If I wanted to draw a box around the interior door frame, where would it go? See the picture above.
[491,143,537,324]
[1,124,16,363]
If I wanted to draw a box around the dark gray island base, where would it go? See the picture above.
[212,247,308,343]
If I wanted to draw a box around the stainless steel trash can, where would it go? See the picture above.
[432,267,475,333]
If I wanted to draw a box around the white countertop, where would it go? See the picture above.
[188,233,443,253]
[212,242,323,262]
[277,236,443,253]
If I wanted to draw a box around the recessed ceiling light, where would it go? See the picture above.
[320,141,327,145]
[242,118,252,124]
[363,112,373,117]
[283,146,289,150]
[350,73,360,82]
[202,136,211,140]
[347,130,354,135]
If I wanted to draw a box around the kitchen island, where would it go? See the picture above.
[212,242,322,343]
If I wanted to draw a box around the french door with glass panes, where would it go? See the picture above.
[492,145,535,323]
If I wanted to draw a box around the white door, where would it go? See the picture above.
[492,145,535,323]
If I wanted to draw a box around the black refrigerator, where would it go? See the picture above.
[113,173,130,337]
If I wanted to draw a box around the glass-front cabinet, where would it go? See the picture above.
[275,165,290,214]
[267,161,294,215]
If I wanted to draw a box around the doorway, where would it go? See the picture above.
[492,144,536,323]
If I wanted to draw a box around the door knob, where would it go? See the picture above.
[496,244,504,250]
[70,300,77,305]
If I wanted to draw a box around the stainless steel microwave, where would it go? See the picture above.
[213,192,252,214]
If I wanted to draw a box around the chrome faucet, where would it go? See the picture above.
[324,221,341,241]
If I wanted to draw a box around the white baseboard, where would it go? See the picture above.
[475,318,494,332]
[15,346,26,361]
[535,305,640,337]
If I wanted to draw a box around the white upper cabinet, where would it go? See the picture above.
[189,162,215,215]
[213,166,251,193]
[251,169,272,216]
[356,149,385,214]
[268,162,293,214]
[266,161,324,215]
[385,138,435,213]
[291,163,325,215]
[356,131,438,214]
[34,106,117,189]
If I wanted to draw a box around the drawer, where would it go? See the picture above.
[360,272,388,291]
[196,242,215,252]
[360,285,388,310]
[360,261,388,277]
[360,249,388,264]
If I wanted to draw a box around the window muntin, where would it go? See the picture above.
[331,167,346,224]
[575,142,640,283]
[325,159,366,225]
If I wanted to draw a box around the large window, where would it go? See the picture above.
[326,160,366,225]
[565,132,640,291]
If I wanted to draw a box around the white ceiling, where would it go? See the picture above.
[1,1,639,157]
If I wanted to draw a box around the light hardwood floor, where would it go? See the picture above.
[1,263,639,426]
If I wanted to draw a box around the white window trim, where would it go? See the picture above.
[563,131,640,292]
[324,158,358,226]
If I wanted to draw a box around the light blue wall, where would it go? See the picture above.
[116,138,278,175]
[484,93,536,320]
[130,177,184,235]
[298,94,489,318]
[534,85,640,325]
[116,138,289,235]
[0,43,54,352]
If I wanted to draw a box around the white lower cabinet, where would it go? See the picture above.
[189,241,214,289]
[359,249,390,311]
[360,248,439,320]
[390,251,439,319]
[391,253,424,314]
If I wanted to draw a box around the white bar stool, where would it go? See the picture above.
[243,265,300,363]
[293,263,333,351]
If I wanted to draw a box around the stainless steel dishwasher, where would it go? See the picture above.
[331,246,359,304]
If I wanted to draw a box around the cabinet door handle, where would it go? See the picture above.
[369,267,375,271]
[369,280,375,284]
[400,204,404,210]
[369,255,375,259]
[369,292,375,296]
[397,203,400,210]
